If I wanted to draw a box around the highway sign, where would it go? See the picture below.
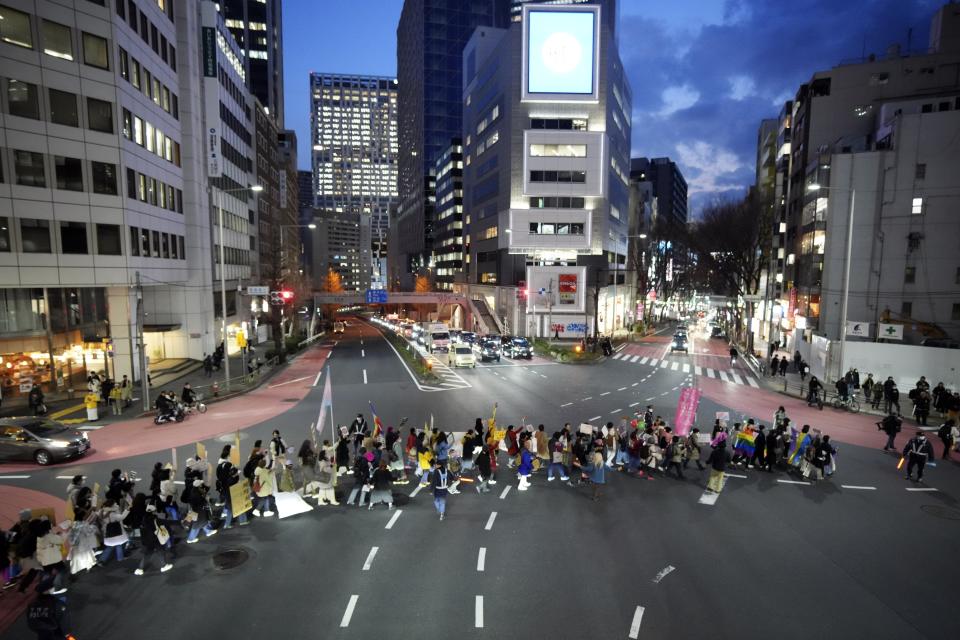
[247,286,269,296]
[366,289,388,304]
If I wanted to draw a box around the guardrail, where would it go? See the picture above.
[298,330,327,349]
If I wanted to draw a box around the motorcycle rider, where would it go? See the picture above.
[729,347,738,365]
[181,383,198,408]
[155,392,173,420]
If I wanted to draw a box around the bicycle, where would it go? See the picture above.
[806,389,824,410]
[831,394,860,413]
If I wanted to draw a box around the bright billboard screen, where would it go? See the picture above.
[526,10,596,95]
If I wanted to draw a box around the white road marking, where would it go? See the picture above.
[600,391,611,396]
[313,371,322,387]
[362,369,368,384]
[611,409,622,414]
[477,547,486,572]
[361,349,365,358]
[475,595,484,628]
[629,605,645,639]
[77,425,104,431]
[746,376,759,388]
[630,355,640,363]
[340,595,359,627]
[682,364,690,373]
[268,375,312,388]
[612,353,622,360]
[615,343,627,352]
[652,565,676,584]
[660,392,669,396]
[640,357,649,365]
[730,372,744,385]
[725,473,748,479]
[362,546,379,571]
[671,386,679,391]
[583,396,593,401]
[706,368,716,378]
[385,509,403,529]
[499,486,511,499]
[906,487,938,492]
[589,415,602,421]
[671,361,679,371]
[718,370,731,383]
[484,511,497,530]
[539,374,548,379]
[410,484,425,497]
[561,402,573,407]
[56,476,79,480]
[632,382,639,387]
[777,479,810,485]
[649,359,658,367]
[645,397,655,401]
[0,475,31,479]
[629,402,640,407]
[841,485,877,490]
[695,366,703,376]
[660,360,669,368]
[698,491,720,505]
[618,387,627,391]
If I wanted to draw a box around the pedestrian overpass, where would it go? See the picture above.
[312,291,504,335]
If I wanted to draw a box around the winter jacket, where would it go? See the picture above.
[476,448,492,477]
[707,445,731,472]
[36,531,65,567]
[372,467,392,491]
[518,449,534,475]
[253,464,276,497]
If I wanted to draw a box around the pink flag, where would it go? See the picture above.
[673,387,701,437]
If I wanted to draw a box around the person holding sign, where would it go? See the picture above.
[216,445,249,528]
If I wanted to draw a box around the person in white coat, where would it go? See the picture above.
[35,520,67,594]
[98,500,129,565]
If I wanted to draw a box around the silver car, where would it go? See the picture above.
[0,417,92,466]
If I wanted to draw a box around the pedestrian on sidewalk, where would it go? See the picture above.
[770,355,780,377]
[120,375,133,407]
[800,362,809,381]
[28,384,45,416]
[778,358,788,377]
[903,431,934,482]
[793,350,802,372]
[862,374,875,401]
[203,354,213,378]
[431,460,451,521]
[937,420,956,460]
[879,412,902,451]
[109,383,123,415]
[705,435,731,493]
[914,388,932,426]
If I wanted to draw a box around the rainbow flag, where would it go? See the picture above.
[733,428,757,457]
[369,401,383,438]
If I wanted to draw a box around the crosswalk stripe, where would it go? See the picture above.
[706,368,716,378]
[612,353,622,360]
[640,357,649,365]
[718,370,731,383]
[695,366,703,376]
[670,362,679,371]
[746,376,759,388]
[660,360,669,368]
[630,355,640,363]
[730,372,744,385]
[682,363,690,373]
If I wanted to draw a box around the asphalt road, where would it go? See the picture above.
[2,320,959,639]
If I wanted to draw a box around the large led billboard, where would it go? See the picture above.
[523,6,599,102]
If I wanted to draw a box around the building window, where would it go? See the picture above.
[60,221,88,254]
[178,235,184,259]
[0,5,33,49]
[0,216,10,251]
[82,32,110,70]
[131,58,141,89]
[529,196,586,209]
[480,226,498,240]
[529,170,586,184]
[170,234,178,259]
[911,196,923,215]
[133,116,143,145]
[14,150,46,187]
[7,79,39,119]
[161,232,169,258]
[121,108,132,138]
[86,98,114,133]
[96,224,121,255]
[137,174,146,201]
[91,162,118,195]
[904,266,916,284]
[151,230,160,257]
[126,168,135,199]
[49,89,79,126]
[915,164,926,179]
[54,156,84,191]
[119,47,129,81]
[129,226,140,256]
[529,143,587,158]
[528,222,584,235]
[117,0,126,19]
[901,301,913,317]
[20,218,51,253]
[41,20,73,60]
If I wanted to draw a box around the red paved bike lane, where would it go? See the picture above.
[0,345,330,474]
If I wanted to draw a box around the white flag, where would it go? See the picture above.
[315,367,333,440]
[878,323,903,340]
[845,321,870,338]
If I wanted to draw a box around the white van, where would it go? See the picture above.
[424,324,451,353]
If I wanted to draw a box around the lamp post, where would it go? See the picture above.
[216,184,262,391]
[807,182,855,380]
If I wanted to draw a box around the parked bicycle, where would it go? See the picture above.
[831,394,860,413]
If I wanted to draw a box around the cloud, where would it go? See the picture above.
[620,0,942,217]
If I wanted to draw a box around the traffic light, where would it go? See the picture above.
[517,280,527,300]
[280,290,294,302]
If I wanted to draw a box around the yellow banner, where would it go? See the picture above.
[229,481,253,516]
[196,441,207,460]
[230,432,241,467]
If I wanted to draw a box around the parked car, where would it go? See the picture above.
[448,344,477,368]
[0,417,91,466]
[670,333,689,353]
[503,337,533,359]
[474,337,502,362]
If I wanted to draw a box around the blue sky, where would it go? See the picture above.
[283,0,940,215]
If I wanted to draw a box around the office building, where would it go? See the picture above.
[458,2,633,337]
[392,0,511,289]
[308,208,371,292]
[221,0,284,126]
[309,73,397,290]
[630,157,687,227]
[770,3,960,352]
[276,128,300,279]
[253,99,279,284]
[432,139,464,290]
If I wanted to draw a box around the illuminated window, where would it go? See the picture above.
[911,197,923,215]
[529,143,587,157]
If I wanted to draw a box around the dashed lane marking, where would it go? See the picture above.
[561,402,573,407]
[629,606,645,639]
[906,487,938,492]
[841,485,877,490]
[631,382,639,387]
[778,479,810,486]
[583,396,593,401]
[362,546,379,571]
[629,402,640,407]
[618,387,627,391]
[589,415,602,421]
[0,475,31,479]
[363,369,368,384]
[499,486,511,499]
[340,595,359,628]
[725,473,748,479]
[385,509,403,529]
[611,409,622,414]
[485,511,497,530]
[652,565,675,584]
[475,595,484,628]
[477,547,486,572]
[600,392,611,396]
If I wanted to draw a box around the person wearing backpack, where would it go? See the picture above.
[664,436,685,479]
[135,504,172,575]
[26,590,71,640]
[216,445,248,529]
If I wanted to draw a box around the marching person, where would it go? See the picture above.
[705,434,731,493]
[252,458,277,517]
[185,480,218,543]
[368,460,394,510]
[216,445,248,529]
[314,450,339,505]
[349,413,368,459]
[903,430,935,482]
[346,448,372,507]
[135,504,172,575]
[937,420,957,460]
[683,428,704,471]
[431,460,452,521]
[474,443,493,494]
[517,442,534,491]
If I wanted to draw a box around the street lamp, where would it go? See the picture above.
[215,184,262,391]
[807,182,855,380]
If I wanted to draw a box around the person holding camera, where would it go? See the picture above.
[879,412,902,452]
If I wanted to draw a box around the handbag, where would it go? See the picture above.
[252,475,262,493]
[154,521,170,545]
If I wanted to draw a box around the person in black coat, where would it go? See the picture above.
[185,480,217,542]
[135,504,172,575]
[475,445,492,493]
[903,431,935,481]
[346,448,371,506]
[751,425,767,468]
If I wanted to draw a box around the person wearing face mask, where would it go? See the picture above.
[902,431,935,482]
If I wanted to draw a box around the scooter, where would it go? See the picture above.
[183,395,207,415]
[154,403,186,424]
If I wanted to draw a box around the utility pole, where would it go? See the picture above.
[547,278,555,341]
[135,271,150,413]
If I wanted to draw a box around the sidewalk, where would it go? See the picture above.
[0,341,279,425]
